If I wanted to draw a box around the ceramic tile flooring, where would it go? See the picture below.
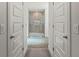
[25,48,50,57]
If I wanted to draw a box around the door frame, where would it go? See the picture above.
[66,2,71,57]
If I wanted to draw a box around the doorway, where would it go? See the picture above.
[27,9,48,48]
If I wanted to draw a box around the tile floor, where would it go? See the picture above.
[25,48,50,57]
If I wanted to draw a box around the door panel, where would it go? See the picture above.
[54,2,70,57]
[8,2,24,57]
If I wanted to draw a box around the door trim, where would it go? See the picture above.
[67,2,71,57]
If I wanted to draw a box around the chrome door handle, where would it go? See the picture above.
[63,36,68,39]
[10,36,15,39]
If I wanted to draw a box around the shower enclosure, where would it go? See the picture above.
[29,9,45,37]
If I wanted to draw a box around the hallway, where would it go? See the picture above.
[26,33,49,57]
[0,2,79,57]
[25,48,50,57]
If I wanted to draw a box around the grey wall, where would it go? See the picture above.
[71,3,79,57]
[0,2,7,57]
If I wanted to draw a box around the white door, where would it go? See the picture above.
[8,2,24,57]
[0,2,7,57]
[53,2,70,57]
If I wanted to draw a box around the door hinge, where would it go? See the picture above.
[52,24,54,28]
[53,2,54,6]
[53,48,54,51]
[22,24,24,28]
[22,47,24,51]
